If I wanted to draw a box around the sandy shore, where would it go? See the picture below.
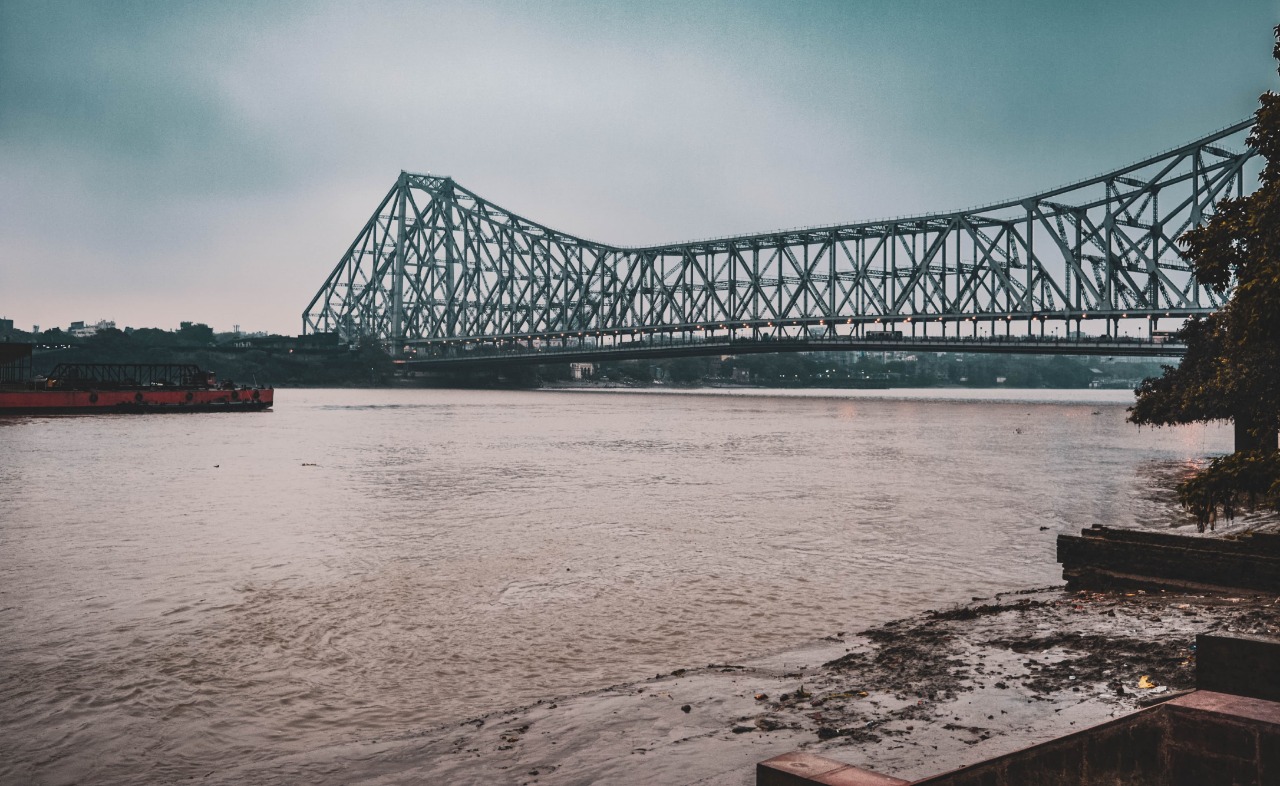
[195,585,1279,786]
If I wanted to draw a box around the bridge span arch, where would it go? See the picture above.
[303,120,1256,367]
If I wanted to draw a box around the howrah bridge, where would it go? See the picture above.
[302,120,1257,369]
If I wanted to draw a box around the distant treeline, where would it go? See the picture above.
[8,323,395,387]
[423,351,1169,390]
[4,322,1168,389]
[614,351,1169,389]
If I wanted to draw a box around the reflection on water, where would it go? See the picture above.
[0,388,1235,784]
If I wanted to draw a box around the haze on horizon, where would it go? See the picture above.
[1,0,1275,336]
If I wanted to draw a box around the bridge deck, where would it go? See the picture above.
[396,334,1183,370]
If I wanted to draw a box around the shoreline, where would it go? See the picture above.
[196,585,1279,786]
[531,381,1142,398]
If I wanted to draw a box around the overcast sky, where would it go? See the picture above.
[1,1,1275,335]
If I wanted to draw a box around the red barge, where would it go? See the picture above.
[0,343,272,414]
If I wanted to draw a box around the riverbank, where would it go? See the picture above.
[196,585,1278,786]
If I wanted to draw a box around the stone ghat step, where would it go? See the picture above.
[759,634,1280,785]
[759,689,1280,785]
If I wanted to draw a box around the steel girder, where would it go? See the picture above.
[302,120,1256,350]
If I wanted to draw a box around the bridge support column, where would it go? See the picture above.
[390,171,408,357]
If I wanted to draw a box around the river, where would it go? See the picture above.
[0,387,1231,784]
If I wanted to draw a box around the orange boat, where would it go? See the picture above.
[0,343,272,414]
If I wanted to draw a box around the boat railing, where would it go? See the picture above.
[46,363,211,389]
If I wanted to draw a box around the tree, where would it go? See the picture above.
[1128,25,1280,527]
[130,327,179,347]
[83,327,132,351]
[36,327,75,347]
[177,321,216,346]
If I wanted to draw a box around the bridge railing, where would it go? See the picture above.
[397,329,1186,368]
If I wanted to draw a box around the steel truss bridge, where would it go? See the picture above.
[303,120,1257,369]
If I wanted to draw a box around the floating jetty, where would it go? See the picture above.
[1056,525,1280,594]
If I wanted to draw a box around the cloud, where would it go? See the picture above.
[0,0,1274,333]
[0,2,288,194]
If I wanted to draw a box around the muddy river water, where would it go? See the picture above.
[0,387,1232,784]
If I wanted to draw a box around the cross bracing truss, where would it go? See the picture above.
[303,120,1256,358]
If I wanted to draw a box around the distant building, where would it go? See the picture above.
[68,319,115,338]
[232,332,342,352]
[0,318,13,334]
[569,362,595,380]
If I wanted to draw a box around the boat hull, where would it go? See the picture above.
[0,388,273,415]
